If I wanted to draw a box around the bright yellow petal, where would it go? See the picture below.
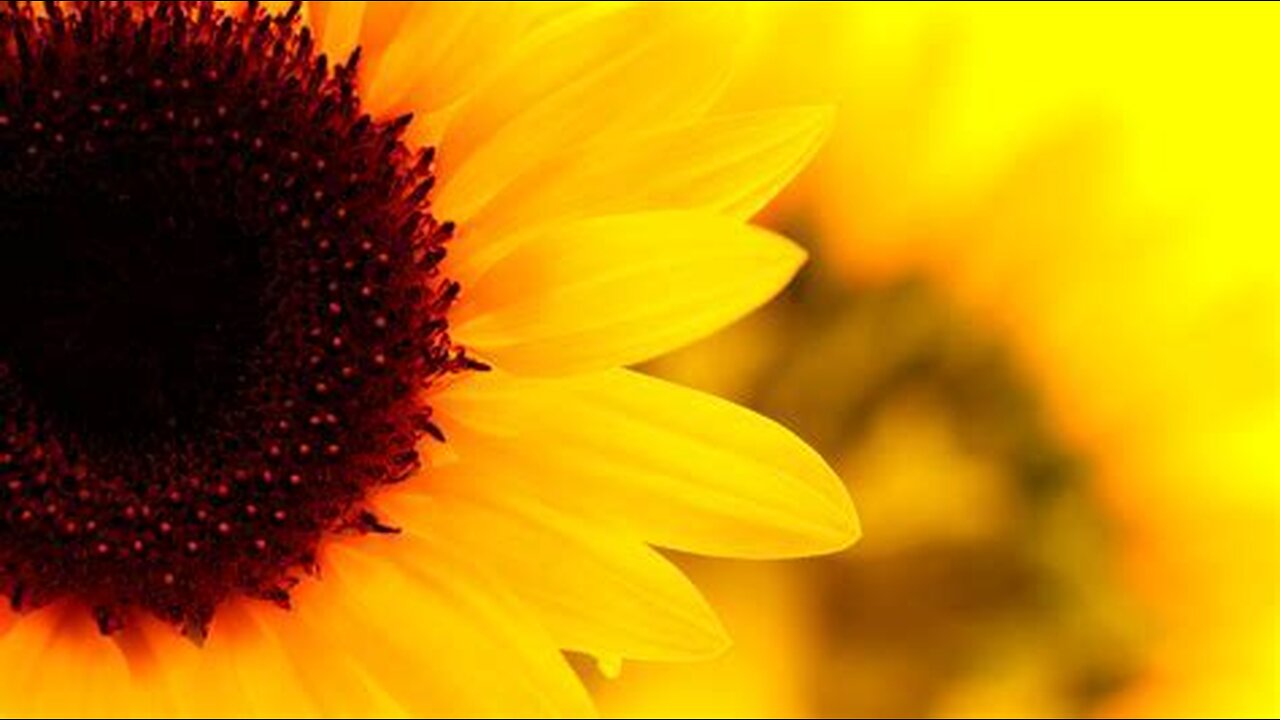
[433,369,860,558]
[434,3,750,226]
[242,602,408,718]
[289,539,595,718]
[114,610,340,719]
[209,604,329,718]
[451,211,806,376]
[379,485,730,663]
[461,106,835,255]
[363,3,529,118]
[115,598,409,718]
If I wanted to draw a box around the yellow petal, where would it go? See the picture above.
[116,598,404,718]
[433,369,860,558]
[463,106,835,249]
[379,485,730,663]
[434,3,749,226]
[208,604,328,718]
[292,538,595,718]
[345,2,414,79]
[451,211,807,375]
[0,607,141,718]
[306,1,366,65]
[113,610,341,719]
[242,602,408,718]
[363,3,529,118]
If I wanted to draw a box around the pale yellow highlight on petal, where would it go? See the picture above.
[433,369,860,558]
[434,3,751,226]
[379,484,730,663]
[456,106,835,276]
[291,539,595,718]
[451,211,806,376]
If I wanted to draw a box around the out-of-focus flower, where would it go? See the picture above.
[604,2,1276,717]
[0,2,857,715]
[794,7,1280,715]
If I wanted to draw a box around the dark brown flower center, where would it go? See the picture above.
[0,0,471,638]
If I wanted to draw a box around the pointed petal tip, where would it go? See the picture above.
[786,466,863,557]
[825,488,863,553]
[779,230,809,275]
[679,605,733,662]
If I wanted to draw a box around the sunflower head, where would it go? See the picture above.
[0,2,856,716]
[0,0,475,637]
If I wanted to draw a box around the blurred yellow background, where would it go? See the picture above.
[583,3,1279,717]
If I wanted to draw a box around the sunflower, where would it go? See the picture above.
[0,2,857,716]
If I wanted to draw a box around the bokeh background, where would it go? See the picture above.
[576,3,1279,717]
